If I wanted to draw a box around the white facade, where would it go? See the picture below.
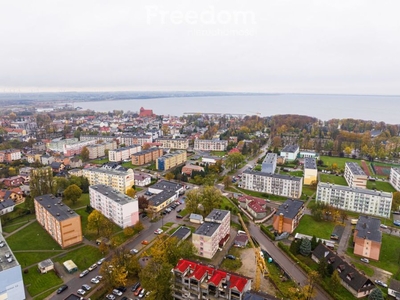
[82,168,134,193]
[155,138,189,149]
[89,185,139,228]
[316,182,392,218]
[261,153,277,173]
[47,138,78,152]
[108,145,142,162]
[280,145,299,161]
[390,167,400,192]
[344,162,367,189]
[194,139,228,151]
[239,170,303,199]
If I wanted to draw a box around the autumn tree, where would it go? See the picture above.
[126,187,136,198]
[225,152,245,171]
[133,221,144,232]
[344,146,352,156]
[80,146,89,162]
[63,184,82,204]
[29,167,56,211]
[123,226,134,237]
[87,210,114,238]
[185,186,223,217]
[222,175,232,189]
[138,195,149,210]
[392,192,400,211]
[271,136,282,148]
[100,259,128,288]
[165,172,175,181]
[331,270,341,290]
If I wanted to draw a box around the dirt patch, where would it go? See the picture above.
[361,160,370,176]
[237,248,278,296]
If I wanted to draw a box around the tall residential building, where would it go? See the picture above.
[82,168,134,193]
[131,148,163,165]
[63,139,97,156]
[87,141,117,159]
[261,153,277,173]
[390,167,400,192]
[344,162,367,189]
[272,199,305,234]
[280,145,299,161]
[0,149,22,162]
[47,138,79,152]
[34,194,83,248]
[108,145,141,162]
[194,139,228,151]
[192,209,230,259]
[239,170,303,199]
[156,150,187,171]
[119,134,152,146]
[172,259,251,300]
[89,185,139,228]
[316,182,392,218]
[303,157,317,185]
[353,216,381,261]
[0,234,26,300]
[155,138,189,149]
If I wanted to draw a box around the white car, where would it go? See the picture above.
[130,248,139,254]
[112,289,123,296]
[77,289,86,296]
[380,224,388,229]
[375,280,388,288]
[106,294,116,300]
[91,277,100,284]
[79,270,89,278]
[154,228,163,235]
[97,257,106,265]
[88,263,97,271]
[95,275,103,281]
[360,258,370,263]
[82,284,91,291]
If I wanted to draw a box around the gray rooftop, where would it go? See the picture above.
[132,148,161,156]
[304,157,317,170]
[318,182,393,198]
[263,153,277,164]
[158,150,185,160]
[0,236,19,271]
[346,162,366,176]
[156,138,188,141]
[205,209,229,223]
[148,190,176,207]
[194,221,221,237]
[84,167,131,176]
[281,145,299,153]
[35,194,79,221]
[275,199,304,219]
[151,180,183,192]
[243,169,302,182]
[355,215,382,243]
[171,226,191,240]
[90,185,137,205]
[111,145,140,153]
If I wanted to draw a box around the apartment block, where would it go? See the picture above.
[280,145,299,161]
[192,209,230,259]
[79,135,116,143]
[155,138,189,149]
[194,139,228,151]
[272,199,304,234]
[82,167,134,193]
[34,194,83,248]
[47,138,79,152]
[390,167,400,192]
[0,149,22,162]
[63,139,97,156]
[87,141,117,159]
[148,180,184,212]
[344,162,367,189]
[108,145,141,162]
[261,153,277,173]
[316,182,392,218]
[239,170,303,199]
[172,259,251,300]
[89,185,139,228]
[120,134,152,146]
[131,148,163,165]
[303,157,318,185]
[156,150,187,171]
[353,216,381,261]
[0,234,26,300]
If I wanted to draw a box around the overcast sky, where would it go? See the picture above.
[1,0,400,94]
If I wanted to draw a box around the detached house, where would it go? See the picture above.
[238,195,268,219]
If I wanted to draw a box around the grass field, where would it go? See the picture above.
[23,265,63,297]
[63,193,90,209]
[14,251,64,268]
[54,245,103,270]
[210,151,226,157]
[366,180,396,193]
[302,185,317,197]
[294,215,336,239]
[90,158,109,164]
[319,174,348,185]
[6,221,62,251]
[220,197,237,211]
[319,156,361,170]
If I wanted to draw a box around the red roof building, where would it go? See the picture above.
[238,195,268,219]
[139,107,154,117]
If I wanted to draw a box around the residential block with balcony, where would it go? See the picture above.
[156,150,187,171]
[390,167,400,192]
[155,138,189,149]
[344,162,367,189]
[82,167,134,193]
[108,145,141,162]
[194,139,228,151]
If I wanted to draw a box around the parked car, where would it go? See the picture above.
[374,280,388,288]
[82,284,91,291]
[131,282,141,292]
[176,214,183,219]
[225,255,236,260]
[360,258,370,263]
[139,288,146,298]
[154,228,163,235]
[97,257,106,265]
[77,289,86,296]
[141,240,149,245]
[106,294,116,300]
[330,234,339,240]
[117,286,127,292]
[394,220,400,226]
[176,208,182,213]
[112,289,123,296]
[91,277,100,284]
[380,224,388,229]
[88,263,97,271]
[130,248,139,254]
[56,285,68,294]
[134,287,143,296]
[79,270,89,278]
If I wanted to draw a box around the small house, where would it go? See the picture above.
[38,259,54,274]
[189,213,204,224]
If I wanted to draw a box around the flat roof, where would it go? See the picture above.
[158,150,186,160]
[148,190,176,207]
[156,138,188,141]
[346,162,366,176]
[111,145,141,153]
[275,199,304,219]
[355,215,382,243]
[132,148,160,156]
[194,221,221,237]
[171,226,191,240]
[205,209,229,222]
[151,180,183,192]
[243,169,302,182]
[90,185,137,205]
[318,182,393,197]
[0,236,19,271]
[84,167,132,176]
[304,157,317,169]
[281,145,299,153]
[34,194,79,221]
[263,153,277,164]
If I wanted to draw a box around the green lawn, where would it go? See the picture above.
[320,156,361,170]
[90,158,109,164]
[54,245,103,270]
[210,151,226,157]
[280,170,304,177]
[179,208,190,217]
[366,181,396,193]
[6,221,62,251]
[352,262,374,277]
[302,186,316,197]
[2,221,31,234]
[14,251,64,268]
[121,161,135,168]
[220,197,237,211]
[33,288,59,300]
[235,187,287,201]
[23,266,63,297]
[64,193,90,209]
[319,174,348,185]
[294,215,336,239]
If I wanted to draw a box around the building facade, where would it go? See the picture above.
[34,194,83,248]
[261,153,277,173]
[280,145,299,161]
[89,185,139,228]
[239,170,303,199]
[194,139,228,151]
[131,148,163,165]
[353,216,382,261]
[82,168,134,193]
[192,209,230,259]
[155,138,189,149]
[156,150,187,171]
[87,141,117,159]
[303,157,318,185]
[390,167,400,192]
[272,199,305,233]
[0,149,22,162]
[344,162,367,189]
[316,182,392,218]
[148,180,184,212]
[63,139,97,156]
[108,145,141,162]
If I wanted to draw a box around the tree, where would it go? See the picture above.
[344,146,352,156]
[185,186,223,217]
[81,146,89,162]
[225,152,245,171]
[87,210,111,237]
[311,235,318,250]
[222,175,232,189]
[331,270,341,290]
[317,258,328,278]
[100,259,128,288]
[339,209,347,224]
[290,239,301,255]
[29,167,56,207]
[165,172,175,181]
[138,195,149,210]
[368,288,384,300]
[123,226,134,237]
[392,192,400,211]
[63,184,82,205]
[133,221,144,232]
[299,238,311,256]
[126,187,136,198]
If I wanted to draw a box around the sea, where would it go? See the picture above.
[73,94,400,123]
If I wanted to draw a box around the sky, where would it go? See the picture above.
[1,0,400,94]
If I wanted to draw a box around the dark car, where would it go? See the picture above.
[117,286,127,292]
[56,285,68,294]
[176,208,182,213]
[131,282,141,292]
[225,255,236,260]
[176,214,183,219]
[330,234,339,240]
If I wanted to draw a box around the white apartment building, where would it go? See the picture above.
[87,141,117,160]
[82,167,134,193]
[280,145,299,161]
[304,157,318,185]
[108,145,142,162]
[89,185,139,228]
[239,170,303,199]
[316,182,392,218]
[261,153,277,173]
[344,162,367,189]
[47,138,78,152]
[155,138,189,149]
[194,139,228,151]
[390,167,400,192]
[192,209,230,259]
[0,149,22,162]
[119,134,152,146]
[63,139,97,156]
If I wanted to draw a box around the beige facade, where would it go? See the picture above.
[131,148,163,165]
[156,150,187,171]
[344,162,367,189]
[304,157,318,185]
[34,194,82,248]
[108,145,141,162]
[353,216,381,261]
[82,167,134,193]
[155,138,189,149]
[194,139,228,151]
[87,141,117,159]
